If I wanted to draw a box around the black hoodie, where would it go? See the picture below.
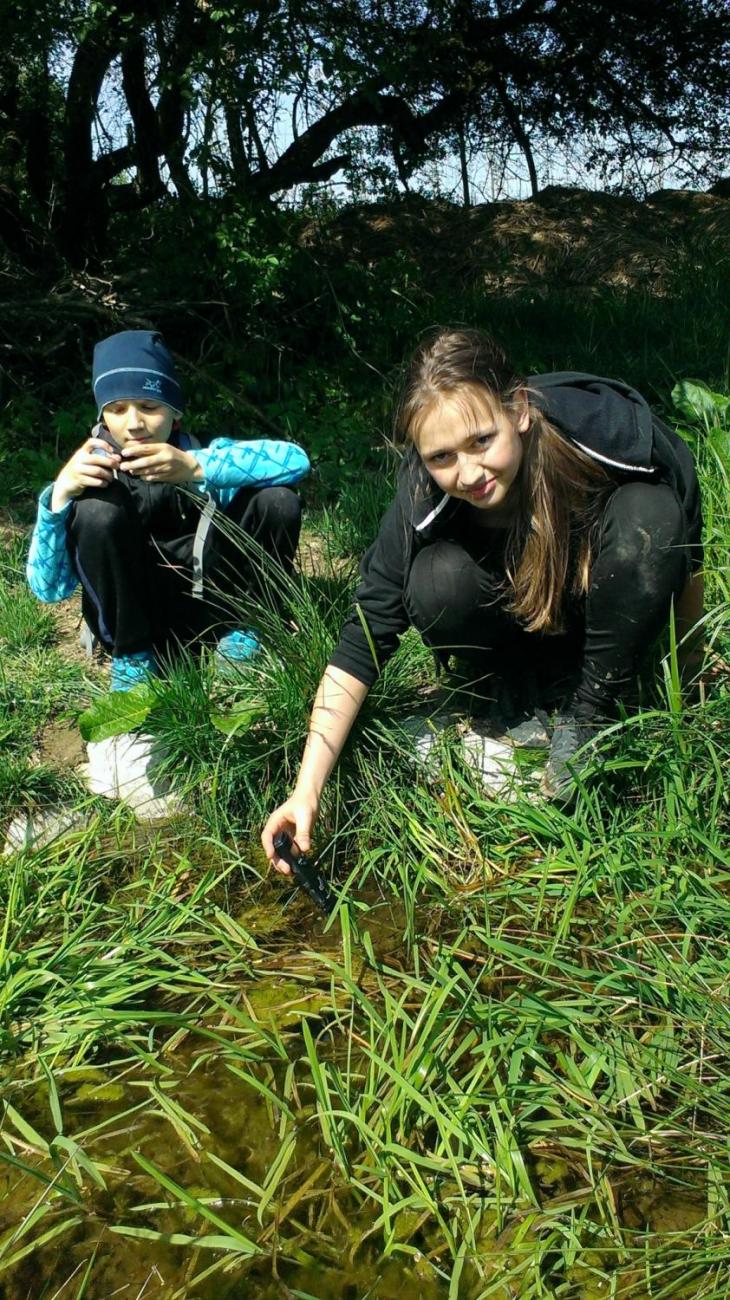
[329,373,703,686]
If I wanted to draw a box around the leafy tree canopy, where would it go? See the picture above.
[1,0,727,263]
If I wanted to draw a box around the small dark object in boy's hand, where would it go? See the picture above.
[272,831,336,915]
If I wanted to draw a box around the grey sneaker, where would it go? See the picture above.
[398,711,456,775]
[505,711,551,749]
[540,714,600,803]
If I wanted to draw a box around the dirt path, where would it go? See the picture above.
[2,506,109,778]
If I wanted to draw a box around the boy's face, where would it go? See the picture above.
[102,399,177,447]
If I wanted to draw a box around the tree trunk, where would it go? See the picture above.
[225,104,250,180]
[493,74,539,198]
[121,37,165,201]
[57,28,119,261]
[156,0,201,202]
[457,118,471,207]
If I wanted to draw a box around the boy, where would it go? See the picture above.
[27,329,310,689]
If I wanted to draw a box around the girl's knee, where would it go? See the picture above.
[596,483,688,596]
[406,541,482,636]
[604,484,684,547]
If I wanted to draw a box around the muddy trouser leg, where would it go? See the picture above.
[571,483,690,719]
[198,485,303,634]
[404,540,581,715]
[67,482,161,656]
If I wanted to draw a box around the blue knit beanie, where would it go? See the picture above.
[92,330,185,415]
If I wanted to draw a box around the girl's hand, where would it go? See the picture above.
[52,437,120,511]
[262,667,369,875]
[261,794,320,875]
[119,440,201,484]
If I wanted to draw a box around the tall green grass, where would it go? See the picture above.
[0,351,727,1295]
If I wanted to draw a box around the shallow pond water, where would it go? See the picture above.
[0,870,719,1298]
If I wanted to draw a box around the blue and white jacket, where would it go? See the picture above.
[27,429,310,603]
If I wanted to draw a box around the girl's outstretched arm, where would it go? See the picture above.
[261,665,370,874]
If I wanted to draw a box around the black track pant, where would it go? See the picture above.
[68,481,302,657]
[404,483,693,717]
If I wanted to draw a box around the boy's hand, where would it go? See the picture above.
[119,441,202,484]
[51,437,120,511]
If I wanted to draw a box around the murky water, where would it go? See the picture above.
[0,889,713,1298]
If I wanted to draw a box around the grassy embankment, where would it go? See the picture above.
[0,214,729,1296]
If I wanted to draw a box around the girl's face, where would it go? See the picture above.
[102,399,176,447]
[416,386,529,521]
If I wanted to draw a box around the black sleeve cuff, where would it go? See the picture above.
[328,622,400,687]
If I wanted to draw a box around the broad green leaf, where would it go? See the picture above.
[672,379,730,428]
[78,684,155,742]
[210,699,266,735]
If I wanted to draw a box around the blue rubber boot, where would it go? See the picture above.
[110,650,158,692]
[215,629,261,673]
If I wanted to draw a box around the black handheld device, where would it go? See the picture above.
[272,831,336,916]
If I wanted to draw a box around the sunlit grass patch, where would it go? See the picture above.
[0,370,728,1295]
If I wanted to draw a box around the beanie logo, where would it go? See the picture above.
[142,377,163,395]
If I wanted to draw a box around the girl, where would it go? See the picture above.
[27,329,310,690]
[263,329,703,865]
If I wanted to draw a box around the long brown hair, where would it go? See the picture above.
[396,329,615,633]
